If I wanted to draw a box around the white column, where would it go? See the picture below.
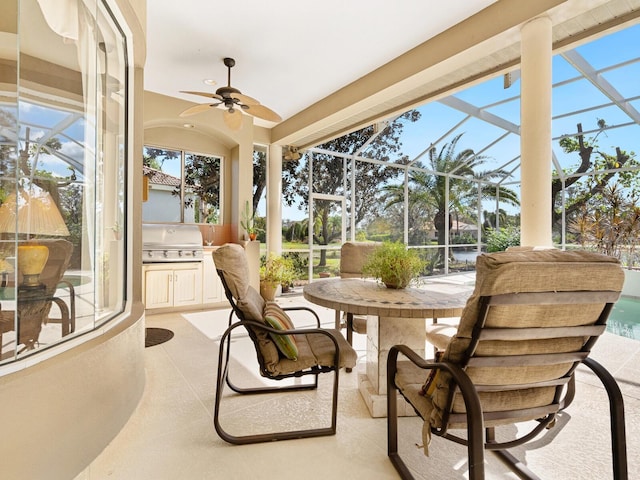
[520,16,553,247]
[267,144,283,256]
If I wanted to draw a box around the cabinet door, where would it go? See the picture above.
[202,254,222,304]
[173,267,203,307]
[145,269,174,309]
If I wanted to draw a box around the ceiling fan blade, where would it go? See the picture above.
[224,109,243,130]
[244,103,282,122]
[180,90,223,101]
[179,103,218,117]
[230,92,260,105]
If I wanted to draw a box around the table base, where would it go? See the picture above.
[358,314,427,418]
[358,373,417,418]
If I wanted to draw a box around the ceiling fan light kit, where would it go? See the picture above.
[179,57,282,130]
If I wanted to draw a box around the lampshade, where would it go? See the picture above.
[0,189,70,236]
[0,188,70,287]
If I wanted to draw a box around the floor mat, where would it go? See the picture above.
[145,327,174,347]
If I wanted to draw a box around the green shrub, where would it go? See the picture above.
[485,226,520,252]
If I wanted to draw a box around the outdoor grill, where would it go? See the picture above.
[142,223,204,263]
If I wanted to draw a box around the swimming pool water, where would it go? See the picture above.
[608,297,640,341]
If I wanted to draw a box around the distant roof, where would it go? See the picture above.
[143,165,180,187]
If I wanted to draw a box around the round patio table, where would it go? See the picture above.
[303,278,472,417]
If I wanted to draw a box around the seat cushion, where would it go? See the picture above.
[265,328,357,376]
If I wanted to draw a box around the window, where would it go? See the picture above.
[0,0,129,364]
[142,146,222,224]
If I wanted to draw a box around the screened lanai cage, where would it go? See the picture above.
[252,22,640,284]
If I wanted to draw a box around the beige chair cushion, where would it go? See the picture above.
[339,242,379,333]
[212,244,265,320]
[340,241,379,277]
[429,250,624,428]
[212,243,357,376]
[268,328,358,375]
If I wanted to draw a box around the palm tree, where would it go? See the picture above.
[382,134,519,262]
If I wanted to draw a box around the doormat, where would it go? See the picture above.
[145,327,174,348]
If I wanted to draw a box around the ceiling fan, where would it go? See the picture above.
[179,57,282,130]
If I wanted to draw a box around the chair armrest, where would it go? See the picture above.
[225,319,342,369]
[387,344,485,444]
[248,320,340,352]
[281,306,322,327]
[46,280,76,335]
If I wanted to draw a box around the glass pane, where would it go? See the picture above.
[349,158,404,242]
[312,154,344,195]
[0,0,128,363]
[311,198,343,278]
[142,147,182,222]
[95,1,127,323]
[252,147,266,243]
[311,198,343,247]
[183,152,221,224]
[0,0,18,361]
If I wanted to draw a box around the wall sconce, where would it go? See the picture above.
[0,188,70,287]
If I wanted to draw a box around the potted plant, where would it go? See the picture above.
[362,241,425,289]
[240,200,258,241]
[259,253,295,300]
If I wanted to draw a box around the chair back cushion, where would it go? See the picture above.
[212,244,265,321]
[431,249,624,428]
[340,241,379,278]
[38,239,73,297]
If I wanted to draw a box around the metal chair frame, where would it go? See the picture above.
[387,290,628,480]
[213,269,344,445]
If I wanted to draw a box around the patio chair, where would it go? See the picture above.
[212,243,357,445]
[0,239,75,355]
[387,249,628,480]
[336,241,378,347]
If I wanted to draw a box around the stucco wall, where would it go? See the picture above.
[0,303,146,480]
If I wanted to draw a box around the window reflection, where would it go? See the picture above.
[0,0,128,363]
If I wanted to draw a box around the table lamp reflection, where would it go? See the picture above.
[0,189,70,287]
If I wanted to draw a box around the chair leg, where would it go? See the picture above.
[213,321,339,445]
[583,357,628,480]
[386,348,416,480]
[223,314,318,394]
[344,313,354,373]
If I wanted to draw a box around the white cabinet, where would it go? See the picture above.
[202,254,223,304]
[143,263,203,309]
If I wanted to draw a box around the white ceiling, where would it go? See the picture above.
[144,0,498,125]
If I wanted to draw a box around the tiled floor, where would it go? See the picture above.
[76,290,640,479]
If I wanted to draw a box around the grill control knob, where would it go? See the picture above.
[178,250,184,257]
[147,251,153,258]
[163,250,168,258]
